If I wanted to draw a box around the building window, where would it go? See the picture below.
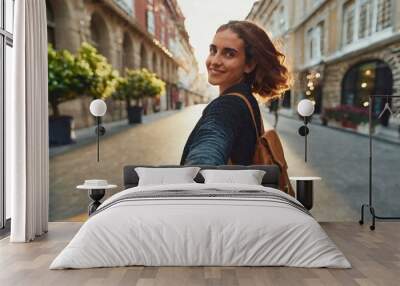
[312,0,322,7]
[307,28,314,60]
[89,13,110,58]
[306,23,323,61]
[114,0,134,15]
[122,33,134,69]
[140,43,147,68]
[146,9,155,34]
[146,0,155,35]
[376,0,391,31]
[1,0,14,230]
[342,0,392,48]
[358,0,373,39]
[342,0,355,46]
[318,21,324,56]
[160,8,166,45]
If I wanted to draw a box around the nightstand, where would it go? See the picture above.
[77,180,117,215]
[289,177,321,210]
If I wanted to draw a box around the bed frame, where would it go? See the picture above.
[123,164,280,189]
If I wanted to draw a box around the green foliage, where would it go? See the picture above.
[113,68,166,105]
[48,44,78,116]
[48,42,120,117]
[76,42,120,100]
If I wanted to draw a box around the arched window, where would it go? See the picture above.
[341,60,393,125]
[90,12,110,58]
[152,53,157,73]
[46,0,56,47]
[140,44,147,68]
[160,58,164,79]
[122,33,134,70]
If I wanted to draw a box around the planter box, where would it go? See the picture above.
[49,115,74,146]
[175,101,183,110]
[127,106,143,124]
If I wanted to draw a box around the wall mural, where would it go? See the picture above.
[46,0,400,225]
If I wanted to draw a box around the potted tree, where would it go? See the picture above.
[113,68,165,124]
[48,44,80,146]
[75,42,120,123]
[142,68,165,114]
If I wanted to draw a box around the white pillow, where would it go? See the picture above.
[200,169,266,185]
[135,167,201,186]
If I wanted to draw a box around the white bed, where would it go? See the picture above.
[50,182,351,269]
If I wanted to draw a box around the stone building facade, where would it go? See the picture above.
[247,0,400,128]
[47,0,201,129]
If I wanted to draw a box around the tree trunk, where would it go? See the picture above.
[125,98,131,108]
[50,98,60,117]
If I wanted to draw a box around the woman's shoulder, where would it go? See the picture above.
[205,94,249,115]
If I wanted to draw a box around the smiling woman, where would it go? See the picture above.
[180,20,291,166]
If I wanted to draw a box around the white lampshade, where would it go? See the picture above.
[297,99,315,117]
[90,99,107,117]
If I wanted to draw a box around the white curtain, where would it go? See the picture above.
[8,0,49,242]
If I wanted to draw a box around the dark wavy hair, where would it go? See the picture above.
[216,20,292,101]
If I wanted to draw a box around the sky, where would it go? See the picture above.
[177,0,257,74]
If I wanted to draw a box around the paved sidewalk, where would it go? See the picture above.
[266,107,400,145]
[50,109,180,157]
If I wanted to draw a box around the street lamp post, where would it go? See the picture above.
[297,99,315,162]
[89,99,107,162]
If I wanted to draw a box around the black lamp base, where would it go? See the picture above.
[298,126,309,136]
[95,126,106,136]
[88,189,105,215]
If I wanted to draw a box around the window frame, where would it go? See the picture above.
[306,23,323,62]
[342,0,393,49]
[1,0,14,232]
[146,9,155,35]
[358,0,373,39]
[342,0,356,46]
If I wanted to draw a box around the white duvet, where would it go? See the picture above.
[50,183,351,269]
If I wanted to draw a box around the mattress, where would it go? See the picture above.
[50,183,351,269]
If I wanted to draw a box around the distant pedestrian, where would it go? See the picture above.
[268,98,280,129]
[180,20,291,165]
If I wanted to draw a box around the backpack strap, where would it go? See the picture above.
[225,92,265,137]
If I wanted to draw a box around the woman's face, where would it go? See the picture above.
[206,29,255,94]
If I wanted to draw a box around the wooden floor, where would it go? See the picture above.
[0,222,399,286]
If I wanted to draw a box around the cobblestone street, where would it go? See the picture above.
[50,105,400,222]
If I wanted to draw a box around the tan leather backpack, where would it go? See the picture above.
[226,92,295,197]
